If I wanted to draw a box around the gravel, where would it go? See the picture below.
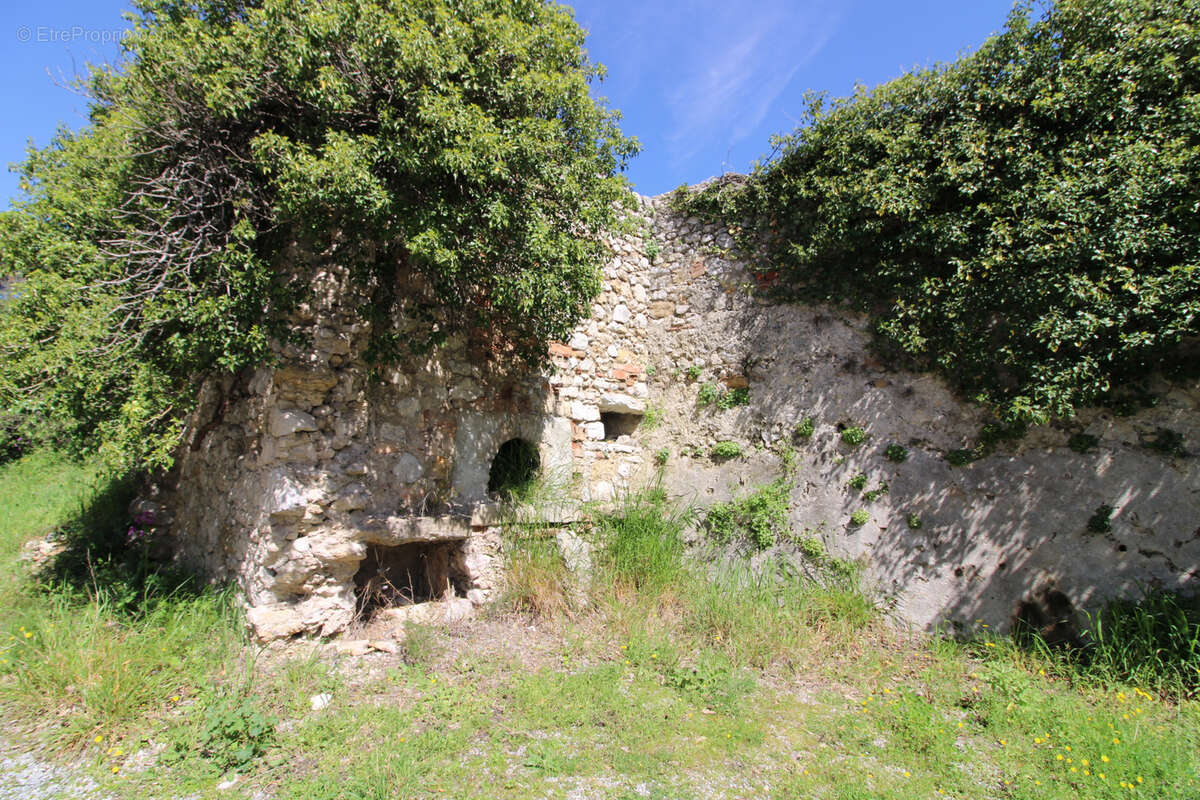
[0,743,107,800]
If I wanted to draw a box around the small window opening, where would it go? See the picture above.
[488,437,540,497]
[354,541,469,619]
[600,412,641,440]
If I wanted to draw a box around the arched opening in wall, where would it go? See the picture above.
[600,412,641,441]
[353,541,469,620]
[487,437,540,497]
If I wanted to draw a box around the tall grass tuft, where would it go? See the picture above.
[0,451,246,747]
[1065,590,1200,700]
[593,487,691,594]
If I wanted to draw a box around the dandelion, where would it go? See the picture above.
[1056,754,1064,761]
[1112,738,1120,744]
[23,632,31,639]
[985,642,996,647]
[1101,755,1109,763]
[1137,776,1143,783]
[94,735,103,744]
[111,767,119,774]
[1099,773,1106,780]
[1082,759,1090,767]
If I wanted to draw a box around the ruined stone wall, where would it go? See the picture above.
[155,194,1199,641]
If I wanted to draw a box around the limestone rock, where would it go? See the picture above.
[269,408,318,437]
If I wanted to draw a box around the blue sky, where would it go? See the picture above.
[1,0,1018,205]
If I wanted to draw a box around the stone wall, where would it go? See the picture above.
[153,194,1200,641]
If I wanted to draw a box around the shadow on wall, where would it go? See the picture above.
[690,302,1200,632]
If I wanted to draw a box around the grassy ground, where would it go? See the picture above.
[0,453,1197,799]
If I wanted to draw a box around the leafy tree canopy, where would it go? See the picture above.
[0,0,637,469]
[692,0,1199,425]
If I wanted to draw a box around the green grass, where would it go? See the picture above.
[1,452,1198,800]
[0,451,245,749]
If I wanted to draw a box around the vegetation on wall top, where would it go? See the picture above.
[690,0,1199,426]
[0,0,637,469]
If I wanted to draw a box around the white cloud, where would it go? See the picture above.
[663,1,842,165]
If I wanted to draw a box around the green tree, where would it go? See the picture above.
[694,0,1199,425]
[0,0,637,469]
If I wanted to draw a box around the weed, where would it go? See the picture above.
[798,536,826,561]
[862,482,889,502]
[710,440,742,461]
[1146,428,1187,458]
[654,448,669,467]
[645,365,657,377]
[793,416,816,440]
[198,692,275,771]
[401,621,442,667]
[847,472,868,491]
[884,443,909,462]
[697,382,750,410]
[640,403,665,431]
[840,426,867,447]
[703,480,790,550]
[906,512,922,530]
[664,652,754,712]
[778,444,798,477]
[1087,503,1114,534]
[1068,432,1099,453]
[946,448,975,466]
[697,381,722,407]
[849,509,869,526]
[645,239,661,261]
[501,533,570,617]
[685,365,703,381]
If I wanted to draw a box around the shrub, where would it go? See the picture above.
[710,441,742,461]
[849,509,869,527]
[840,426,867,447]
[690,0,1200,426]
[884,443,908,463]
[0,0,637,470]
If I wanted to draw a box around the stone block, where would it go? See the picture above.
[269,408,318,437]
